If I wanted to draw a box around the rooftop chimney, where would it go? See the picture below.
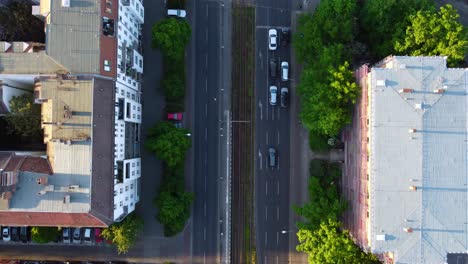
[399,88,413,93]
[409,128,417,133]
[433,88,445,94]
[403,227,413,233]
[409,185,417,191]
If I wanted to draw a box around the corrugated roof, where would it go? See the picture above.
[46,0,101,74]
[368,56,468,263]
[0,52,67,74]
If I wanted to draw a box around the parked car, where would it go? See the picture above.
[268,29,277,50]
[167,9,186,18]
[19,227,28,243]
[83,228,92,244]
[62,227,70,243]
[268,147,277,167]
[269,86,277,106]
[2,227,10,241]
[280,87,289,107]
[167,112,183,121]
[280,28,290,46]
[72,228,81,244]
[281,61,289,81]
[269,58,277,79]
[10,227,19,241]
[94,228,103,243]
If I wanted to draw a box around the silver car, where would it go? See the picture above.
[281,61,289,81]
[269,86,278,106]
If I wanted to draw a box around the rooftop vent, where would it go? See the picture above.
[376,234,387,241]
[399,88,413,93]
[36,177,48,185]
[376,80,386,86]
[399,64,406,69]
[63,195,71,204]
[62,0,70,7]
[409,185,417,191]
[403,227,413,233]
[415,103,422,110]
[433,88,445,94]
[409,128,417,133]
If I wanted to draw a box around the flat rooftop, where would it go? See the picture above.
[368,56,468,263]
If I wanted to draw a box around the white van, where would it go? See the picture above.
[167,9,186,18]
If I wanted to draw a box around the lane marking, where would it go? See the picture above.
[205,79,208,92]
[204,228,206,241]
[265,181,268,196]
[276,255,279,264]
[205,29,208,42]
[277,130,280,145]
[205,104,208,117]
[258,100,263,121]
[272,105,275,120]
[266,131,269,145]
[259,50,263,70]
[204,202,207,217]
[277,207,279,220]
[265,206,268,221]
[276,232,279,246]
[205,127,208,140]
[258,150,263,170]
[205,55,208,68]
[206,5,208,16]
[265,232,268,247]
[277,181,280,195]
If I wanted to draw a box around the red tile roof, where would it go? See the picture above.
[3,156,24,172]
[19,157,53,175]
[0,212,108,227]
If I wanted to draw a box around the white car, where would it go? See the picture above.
[281,61,289,81]
[269,86,278,106]
[167,9,186,18]
[2,227,10,241]
[268,29,277,50]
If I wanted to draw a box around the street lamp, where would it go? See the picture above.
[185,133,191,137]
[281,230,291,234]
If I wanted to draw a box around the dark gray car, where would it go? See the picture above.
[269,58,277,79]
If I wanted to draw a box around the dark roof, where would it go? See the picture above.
[20,157,53,175]
[90,77,115,226]
[447,253,468,264]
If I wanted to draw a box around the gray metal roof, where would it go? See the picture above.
[368,56,468,263]
[46,0,101,74]
[0,52,67,74]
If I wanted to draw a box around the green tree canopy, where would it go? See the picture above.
[360,0,435,58]
[151,18,191,61]
[296,219,380,264]
[299,61,359,136]
[145,121,192,167]
[294,176,346,231]
[293,0,356,64]
[162,70,185,102]
[4,94,42,138]
[31,227,59,244]
[394,4,468,66]
[102,214,144,254]
[154,165,194,237]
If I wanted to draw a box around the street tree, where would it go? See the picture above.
[162,70,185,102]
[296,219,380,264]
[4,94,42,138]
[327,61,359,106]
[31,227,59,244]
[294,176,346,231]
[394,4,468,67]
[0,0,45,42]
[360,0,435,58]
[293,0,356,64]
[101,213,144,254]
[145,121,192,167]
[151,18,191,61]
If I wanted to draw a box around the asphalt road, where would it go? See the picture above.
[190,0,230,263]
[254,1,292,263]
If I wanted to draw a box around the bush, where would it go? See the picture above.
[102,214,144,254]
[162,70,185,103]
[309,132,332,152]
[31,227,59,244]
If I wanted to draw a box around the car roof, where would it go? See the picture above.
[269,29,277,34]
[270,86,277,90]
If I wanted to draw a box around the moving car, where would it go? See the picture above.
[281,61,289,81]
[280,28,290,46]
[269,58,277,79]
[62,227,70,243]
[72,228,81,244]
[84,228,92,244]
[11,227,19,242]
[280,87,289,107]
[167,9,186,18]
[19,227,28,243]
[269,86,277,106]
[167,112,183,121]
[2,227,10,241]
[94,228,103,243]
[268,29,277,50]
[268,147,277,167]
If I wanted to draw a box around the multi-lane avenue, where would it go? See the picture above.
[255,1,292,263]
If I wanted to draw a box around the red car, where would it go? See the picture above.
[167,112,183,121]
[94,228,103,243]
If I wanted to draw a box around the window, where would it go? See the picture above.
[120,201,123,207]
[125,197,128,201]
[114,190,117,196]
[104,60,111,72]
[125,185,128,191]
[130,194,134,199]
[119,188,123,194]
[114,204,117,209]
[131,184,134,189]
[132,163,135,167]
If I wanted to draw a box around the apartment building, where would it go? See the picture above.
[344,56,468,263]
[0,0,144,227]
